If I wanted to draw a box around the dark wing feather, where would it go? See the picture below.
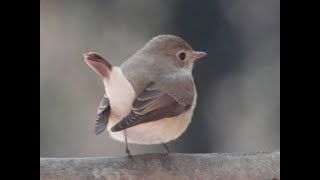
[95,95,110,135]
[111,77,194,132]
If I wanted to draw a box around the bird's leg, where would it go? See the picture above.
[162,143,170,154]
[124,130,132,158]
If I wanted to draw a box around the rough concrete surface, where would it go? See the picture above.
[40,151,280,180]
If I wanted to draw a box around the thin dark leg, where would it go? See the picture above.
[124,130,132,158]
[162,143,170,153]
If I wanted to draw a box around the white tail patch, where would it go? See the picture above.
[103,67,136,118]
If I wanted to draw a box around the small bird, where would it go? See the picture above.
[84,35,206,156]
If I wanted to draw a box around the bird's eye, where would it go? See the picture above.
[178,52,186,61]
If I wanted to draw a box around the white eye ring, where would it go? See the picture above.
[177,51,187,61]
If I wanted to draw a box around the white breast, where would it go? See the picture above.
[103,67,136,117]
[103,67,197,145]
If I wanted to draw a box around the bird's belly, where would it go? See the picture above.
[106,108,194,144]
[103,66,197,145]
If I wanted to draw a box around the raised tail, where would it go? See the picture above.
[84,52,113,79]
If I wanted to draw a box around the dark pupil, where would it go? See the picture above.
[178,52,186,60]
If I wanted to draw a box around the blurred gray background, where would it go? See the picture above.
[40,0,279,157]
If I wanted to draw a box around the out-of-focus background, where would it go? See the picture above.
[40,0,279,157]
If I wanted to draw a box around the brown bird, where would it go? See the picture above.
[84,35,206,156]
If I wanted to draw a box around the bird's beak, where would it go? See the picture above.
[192,51,207,60]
